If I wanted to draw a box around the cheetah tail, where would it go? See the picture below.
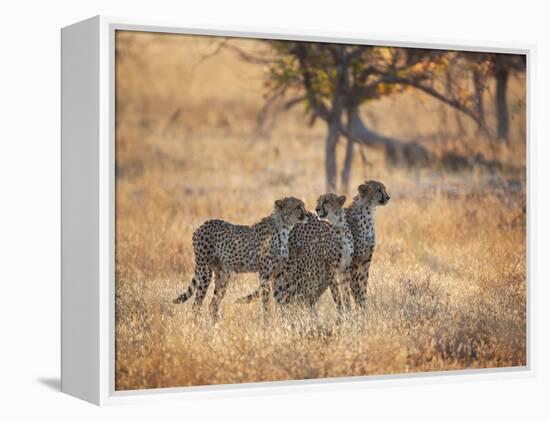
[233,289,260,304]
[173,275,196,304]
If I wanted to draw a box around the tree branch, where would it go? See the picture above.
[348,45,369,61]
[224,43,274,65]
[352,75,483,125]
[190,39,230,73]
[293,44,331,121]
[282,95,306,110]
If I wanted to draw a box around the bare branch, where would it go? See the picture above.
[404,79,481,123]
[351,74,484,126]
[250,93,307,141]
[224,43,274,65]
[282,96,306,110]
[190,39,230,73]
[249,85,287,141]
[190,38,274,77]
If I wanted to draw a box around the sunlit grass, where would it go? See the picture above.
[114,32,526,390]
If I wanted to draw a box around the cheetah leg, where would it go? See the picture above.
[350,261,370,313]
[350,266,361,309]
[191,262,213,312]
[209,271,230,321]
[328,273,343,313]
[233,288,260,304]
[234,263,286,305]
[259,274,272,318]
[272,265,289,305]
[340,270,353,312]
[173,258,211,308]
[173,273,196,304]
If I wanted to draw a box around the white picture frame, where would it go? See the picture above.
[61,15,536,406]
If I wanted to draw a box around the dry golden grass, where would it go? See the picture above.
[114,32,526,390]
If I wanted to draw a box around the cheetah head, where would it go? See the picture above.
[355,180,390,207]
[274,197,308,227]
[315,193,346,225]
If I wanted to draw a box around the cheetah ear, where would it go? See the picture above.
[274,199,283,210]
[358,184,369,196]
[338,195,346,206]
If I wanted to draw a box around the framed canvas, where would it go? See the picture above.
[61,15,535,405]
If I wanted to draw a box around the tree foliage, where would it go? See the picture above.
[262,43,490,130]
[217,40,525,191]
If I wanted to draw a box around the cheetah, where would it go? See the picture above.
[173,197,307,318]
[236,193,353,312]
[344,180,390,311]
[236,181,389,313]
[314,193,354,310]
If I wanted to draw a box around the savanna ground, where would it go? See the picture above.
[114,32,526,390]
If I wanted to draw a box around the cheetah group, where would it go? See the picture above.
[174,180,390,319]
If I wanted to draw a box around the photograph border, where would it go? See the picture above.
[63,14,536,405]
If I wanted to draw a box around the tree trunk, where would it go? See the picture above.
[472,67,486,130]
[495,67,510,142]
[326,46,347,193]
[341,109,355,193]
[341,136,354,193]
[325,118,339,192]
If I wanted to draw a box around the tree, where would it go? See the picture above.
[260,42,490,191]
[213,40,511,191]
[492,54,526,141]
[459,52,526,142]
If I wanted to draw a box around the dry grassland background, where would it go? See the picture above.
[114,31,526,390]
